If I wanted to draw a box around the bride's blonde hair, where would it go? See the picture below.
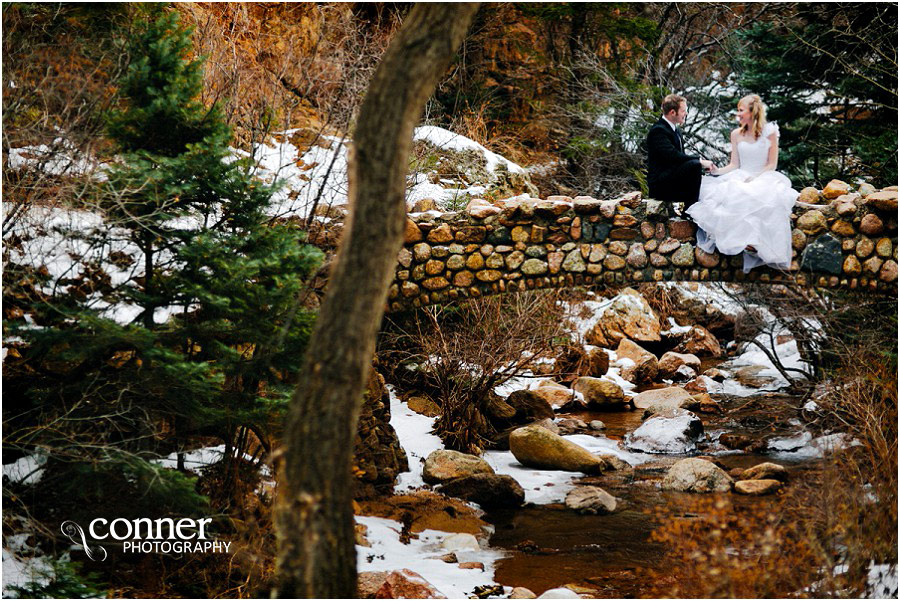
[739,94,767,139]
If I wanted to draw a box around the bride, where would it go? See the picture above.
[686,94,798,272]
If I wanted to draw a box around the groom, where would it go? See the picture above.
[645,94,713,211]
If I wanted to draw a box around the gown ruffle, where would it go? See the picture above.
[686,122,798,273]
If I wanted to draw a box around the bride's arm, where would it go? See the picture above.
[711,129,740,175]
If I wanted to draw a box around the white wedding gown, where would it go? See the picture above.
[686,122,798,272]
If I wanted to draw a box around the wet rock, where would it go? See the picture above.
[584,287,661,347]
[616,338,659,383]
[589,420,606,431]
[510,587,538,599]
[423,450,495,484]
[702,368,729,382]
[662,458,733,493]
[509,424,608,474]
[734,479,782,496]
[572,376,626,408]
[565,486,617,515]
[719,433,766,452]
[375,569,446,599]
[625,408,704,454]
[437,473,525,509]
[658,352,701,380]
[632,386,694,410]
[739,462,788,482]
[558,418,588,430]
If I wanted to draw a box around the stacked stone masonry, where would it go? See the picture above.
[383,185,898,312]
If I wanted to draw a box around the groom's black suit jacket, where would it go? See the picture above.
[645,117,702,204]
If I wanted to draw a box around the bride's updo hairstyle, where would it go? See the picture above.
[739,94,767,139]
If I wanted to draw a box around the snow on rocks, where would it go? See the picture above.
[625,409,704,454]
[356,515,505,599]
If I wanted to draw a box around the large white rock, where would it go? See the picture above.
[625,408,703,454]
[662,458,733,493]
[537,588,581,599]
[632,386,694,410]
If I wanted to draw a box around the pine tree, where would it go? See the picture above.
[734,3,898,187]
[5,10,322,516]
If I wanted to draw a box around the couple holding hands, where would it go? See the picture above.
[646,93,799,273]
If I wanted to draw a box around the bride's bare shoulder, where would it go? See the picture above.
[730,128,741,139]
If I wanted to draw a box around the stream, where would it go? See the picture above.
[482,389,827,597]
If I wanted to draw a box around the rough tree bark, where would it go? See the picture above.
[274,4,480,598]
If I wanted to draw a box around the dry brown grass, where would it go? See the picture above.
[641,332,896,598]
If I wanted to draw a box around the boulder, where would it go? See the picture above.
[589,420,606,431]
[616,338,659,383]
[584,287,661,348]
[823,179,850,199]
[658,352,702,380]
[441,533,480,552]
[865,189,898,211]
[407,396,441,417]
[672,325,722,357]
[702,368,729,382]
[537,589,581,599]
[375,569,446,599]
[466,198,501,219]
[423,450,495,484]
[572,377,626,408]
[438,473,525,509]
[565,486,617,515]
[797,186,821,204]
[632,386,694,410]
[505,389,556,423]
[359,572,390,599]
[661,458,733,493]
[531,383,574,408]
[734,479,782,496]
[583,347,610,377]
[509,424,608,474]
[510,588,538,599]
[739,462,788,482]
[626,409,704,454]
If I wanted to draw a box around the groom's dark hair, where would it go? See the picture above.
[661,94,686,115]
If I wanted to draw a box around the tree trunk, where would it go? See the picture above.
[274,4,480,598]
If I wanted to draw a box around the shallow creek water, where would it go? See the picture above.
[482,391,824,597]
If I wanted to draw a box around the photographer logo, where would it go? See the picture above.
[61,517,231,559]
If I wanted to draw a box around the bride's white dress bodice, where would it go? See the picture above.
[685,121,798,272]
[736,122,778,174]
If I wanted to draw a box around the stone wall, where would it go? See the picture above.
[385,184,898,312]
